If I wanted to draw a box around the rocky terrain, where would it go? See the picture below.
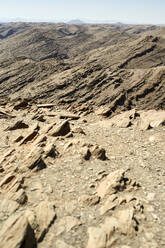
[0,22,165,248]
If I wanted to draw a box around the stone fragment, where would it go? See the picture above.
[80,147,91,160]
[95,106,111,117]
[73,127,86,135]
[100,194,118,215]
[109,109,136,128]
[0,107,15,118]
[139,110,165,130]
[35,201,56,242]
[6,188,27,205]
[0,148,15,165]
[5,120,29,131]
[37,103,56,108]
[44,143,58,158]
[0,213,36,248]
[0,173,15,188]
[116,208,136,235]
[49,120,70,136]
[20,123,39,145]
[20,130,38,145]
[23,153,46,172]
[13,99,29,110]
[91,145,107,160]
[14,135,24,143]
[59,112,80,120]
[33,134,47,146]
[97,169,126,198]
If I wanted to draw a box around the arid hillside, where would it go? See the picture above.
[0,23,165,115]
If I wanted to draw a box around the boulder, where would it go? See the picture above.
[0,213,36,248]
[49,120,70,137]
[35,201,56,242]
[97,169,126,198]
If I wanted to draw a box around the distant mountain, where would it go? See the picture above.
[67,19,85,25]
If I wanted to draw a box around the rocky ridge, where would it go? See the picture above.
[0,101,164,248]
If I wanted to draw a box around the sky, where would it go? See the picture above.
[0,0,165,24]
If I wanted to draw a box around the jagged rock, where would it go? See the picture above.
[80,147,91,160]
[95,106,111,117]
[37,103,56,108]
[78,194,100,206]
[97,169,126,198]
[6,188,27,205]
[87,207,139,248]
[0,198,19,221]
[49,120,70,136]
[44,143,58,158]
[139,110,165,130]
[20,123,40,145]
[91,145,107,160]
[0,173,27,204]
[34,134,47,146]
[109,109,136,128]
[5,120,29,131]
[73,127,86,135]
[0,173,15,188]
[0,107,15,119]
[0,213,36,248]
[23,153,46,172]
[59,112,80,120]
[100,194,118,215]
[115,208,136,235]
[0,148,15,165]
[14,135,24,143]
[13,99,29,110]
[55,216,81,236]
[35,201,56,242]
[32,114,45,122]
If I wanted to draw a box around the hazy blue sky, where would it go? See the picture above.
[1,0,165,24]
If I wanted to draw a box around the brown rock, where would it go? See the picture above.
[95,106,111,117]
[0,213,36,248]
[80,147,91,160]
[100,194,118,215]
[91,145,107,160]
[49,120,70,136]
[13,99,29,110]
[0,173,15,188]
[97,169,126,198]
[59,112,80,120]
[109,109,136,128]
[6,188,27,205]
[23,153,46,172]
[20,123,39,145]
[44,143,58,158]
[5,120,29,131]
[35,201,56,242]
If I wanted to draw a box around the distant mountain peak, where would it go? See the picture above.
[67,19,85,25]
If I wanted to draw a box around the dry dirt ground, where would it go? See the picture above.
[0,103,164,248]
